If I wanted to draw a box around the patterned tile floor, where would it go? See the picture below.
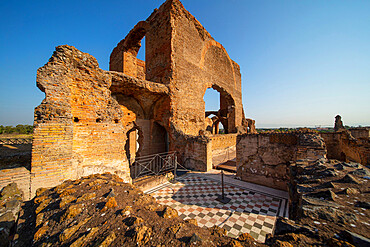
[146,173,289,242]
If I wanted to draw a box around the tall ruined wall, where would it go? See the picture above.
[236,132,326,191]
[108,0,245,171]
[167,0,243,136]
[321,131,370,165]
[32,45,131,196]
[110,0,244,137]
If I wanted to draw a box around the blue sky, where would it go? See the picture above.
[0,0,369,128]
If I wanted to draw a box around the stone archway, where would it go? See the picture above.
[203,84,236,134]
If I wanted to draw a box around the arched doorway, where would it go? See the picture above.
[149,122,169,155]
[203,85,236,134]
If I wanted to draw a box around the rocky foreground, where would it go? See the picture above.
[5,173,261,247]
[0,159,369,247]
[267,159,370,247]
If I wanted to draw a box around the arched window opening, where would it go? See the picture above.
[204,88,220,112]
[203,86,235,134]
[219,122,226,134]
[137,36,145,62]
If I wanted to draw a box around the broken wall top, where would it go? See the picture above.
[110,0,244,136]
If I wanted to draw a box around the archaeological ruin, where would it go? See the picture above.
[1,0,369,246]
[0,0,368,200]
[27,0,250,197]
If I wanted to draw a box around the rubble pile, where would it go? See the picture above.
[268,159,370,246]
[12,173,262,247]
[0,183,23,247]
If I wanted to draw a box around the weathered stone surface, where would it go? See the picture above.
[227,239,242,247]
[272,240,294,247]
[134,225,152,245]
[236,132,327,190]
[168,223,183,234]
[76,192,96,203]
[35,198,51,214]
[59,217,91,242]
[31,44,131,197]
[97,231,116,247]
[321,118,370,166]
[59,195,77,208]
[274,217,303,235]
[306,207,357,225]
[36,212,44,227]
[0,227,10,247]
[0,211,15,226]
[70,227,99,247]
[61,204,83,221]
[209,225,227,237]
[350,168,370,176]
[1,183,23,200]
[34,225,48,242]
[162,206,178,219]
[15,173,263,247]
[342,188,360,195]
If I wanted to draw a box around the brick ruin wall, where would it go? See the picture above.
[30,45,132,197]
[210,134,237,167]
[110,0,245,137]
[320,131,370,166]
[236,132,327,191]
[349,127,370,139]
[0,167,31,199]
[108,0,245,171]
[168,0,244,136]
[6,0,370,199]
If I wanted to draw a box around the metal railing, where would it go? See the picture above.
[0,138,33,145]
[130,151,178,180]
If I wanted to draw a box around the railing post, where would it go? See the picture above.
[174,154,177,181]
[216,170,231,204]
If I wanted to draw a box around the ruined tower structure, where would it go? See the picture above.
[30,0,247,195]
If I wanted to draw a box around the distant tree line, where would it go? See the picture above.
[0,125,33,134]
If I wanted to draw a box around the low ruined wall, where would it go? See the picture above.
[210,134,237,167]
[170,125,212,172]
[176,136,212,172]
[319,133,342,160]
[349,128,370,139]
[320,132,370,165]
[0,167,31,199]
[236,134,297,191]
[236,133,326,191]
[210,134,237,150]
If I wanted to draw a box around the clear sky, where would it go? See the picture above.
[0,0,369,128]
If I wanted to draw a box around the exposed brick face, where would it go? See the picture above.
[31,45,131,197]
[236,132,327,191]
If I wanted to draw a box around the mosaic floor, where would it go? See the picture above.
[146,173,289,242]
